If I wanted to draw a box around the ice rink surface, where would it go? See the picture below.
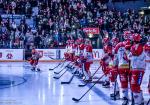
[0,62,149,105]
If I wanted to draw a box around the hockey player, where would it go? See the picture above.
[64,39,71,61]
[70,39,82,73]
[144,38,150,95]
[79,38,85,57]
[148,76,150,105]
[144,37,150,66]
[77,38,85,75]
[129,34,146,105]
[30,47,41,71]
[82,39,93,81]
[68,39,76,69]
[73,39,83,77]
[69,39,75,62]
[100,37,111,88]
[111,37,119,48]
[102,37,110,46]
[114,33,132,105]
[108,37,120,99]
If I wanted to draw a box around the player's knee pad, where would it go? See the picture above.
[84,62,91,72]
[35,60,38,65]
[130,70,144,93]
[118,68,130,88]
[109,68,118,82]
[104,66,110,75]
[30,60,34,65]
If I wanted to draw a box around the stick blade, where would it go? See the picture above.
[72,97,80,102]
[78,84,86,87]
[91,80,104,84]
[49,69,53,71]
[61,75,74,84]
[53,76,59,79]
[61,81,70,84]
[54,72,59,74]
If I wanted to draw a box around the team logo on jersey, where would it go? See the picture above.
[120,75,126,81]
[137,72,143,85]
[131,75,136,85]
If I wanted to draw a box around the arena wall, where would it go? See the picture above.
[0,49,149,62]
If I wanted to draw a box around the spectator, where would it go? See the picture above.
[0,0,149,49]
[34,33,42,48]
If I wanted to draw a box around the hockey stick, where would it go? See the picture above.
[31,69,42,72]
[61,73,75,84]
[129,60,135,105]
[54,62,72,74]
[54,67,66,74]
[147,99,150,105]
[78,65,101,87]
[49,59,66,71]
[49,63,61,71]
[110,65,120,101]
[111,71,119,101]
[53,70,68,79]
[131,93,134,105]
[48,56,58,60]
[72,72,106,102]
[48,54,65,60]
[146,75,150,105]
[113,77,117,100]
[59,59,67,68]
[60,61,78,84]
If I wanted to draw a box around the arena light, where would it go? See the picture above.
[105,34,109,38]
[139,11,144,15]
[88,33,93,38]
[72,25,75,29]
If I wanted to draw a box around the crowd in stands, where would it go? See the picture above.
[0,0,149,49]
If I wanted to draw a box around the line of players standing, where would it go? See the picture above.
[64,38,93,81]
[64,32,150,105]
[28,31,150,105]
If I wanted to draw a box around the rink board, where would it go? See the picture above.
[0,49,149,63]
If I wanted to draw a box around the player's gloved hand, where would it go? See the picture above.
[77,58,80,63]
[81,58,87,63]
[100,60,104,66]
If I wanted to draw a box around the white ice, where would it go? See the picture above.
[0,61,149,105]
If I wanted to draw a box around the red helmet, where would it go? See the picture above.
[143,44,150,52]
[102,37,110,45]
[114,42,125,54]
[32,49,37,54]
[103,45,107,53]
[107,45,112,54]
[124,40,132,50]
[85,39,91,45]
[75,39,79,44]
[104,43,113,54]
[66,40,71,44]
[130,44,143,56]
[112,37,119,47]
[78,38,84,43]
[123,31,131,40]
[133,33,141,42]
[70,39,74,44]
